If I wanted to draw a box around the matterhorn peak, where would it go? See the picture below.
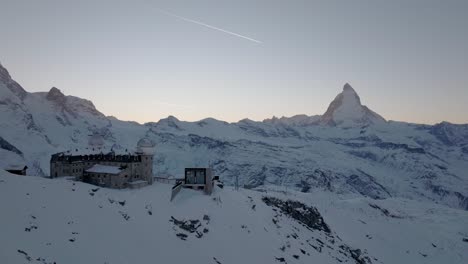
[343,82,354,92]
[319,83,385,126]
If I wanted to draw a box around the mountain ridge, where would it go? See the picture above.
[1,62,468,212]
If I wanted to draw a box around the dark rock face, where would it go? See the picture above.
[263,196,375,264]
[170,216,209,240]
[428,183,468,210]
[333,136,426,154]
[376,142,425,154]
[429,122,468,147]
[0,136,22,155]
[262,196,331,233]
[368,203,403,218]
[170,216,201,233]
[188,134,231,149]
[45,86,104,119]
[348,150,378,161]
[462,147,468,155]
[46,87,66,104]
[238,120,271,137]
[243,165,268,189]
[339,245,373,264]
[346,170,391,200]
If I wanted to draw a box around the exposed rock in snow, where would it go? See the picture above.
[263,114,321,126]
[46,87,66,104]
[0,136,22,156]
[45,86,104,118]
[429,121,468,146]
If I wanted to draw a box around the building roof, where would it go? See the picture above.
[51,152,141,163]
[4,165,27,171]
[85,164,123,175]
[137,137,155,148]
[136,137,155,155]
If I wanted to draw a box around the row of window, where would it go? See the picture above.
[92,174,135,178]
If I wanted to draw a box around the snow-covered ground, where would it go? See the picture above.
[1,62,468,263]
[1,171,467,264]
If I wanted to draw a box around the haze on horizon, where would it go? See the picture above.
[1,0,467,125]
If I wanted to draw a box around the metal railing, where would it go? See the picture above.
[170,181,184,201]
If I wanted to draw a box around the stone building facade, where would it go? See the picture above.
[50,137,155,189]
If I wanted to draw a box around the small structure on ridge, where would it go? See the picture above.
[171,168,222,201]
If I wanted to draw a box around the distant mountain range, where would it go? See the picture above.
[1,62,467,211]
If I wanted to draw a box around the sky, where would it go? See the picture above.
[1,0,467,124]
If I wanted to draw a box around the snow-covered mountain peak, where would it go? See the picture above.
[41,86,104,118]
[166,115,180,122]
[0,62,27,100]
[46,87,66,103]
[0,62,12,84]
[343,82,356,92]
[263,114,321,126]
[319,83,385,126]
[150,115,183,131]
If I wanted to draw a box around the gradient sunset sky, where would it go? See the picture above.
[1,0,467,124]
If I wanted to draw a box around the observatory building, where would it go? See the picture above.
[50,134,155,189]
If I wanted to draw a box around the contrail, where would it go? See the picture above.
[157,9,262,44]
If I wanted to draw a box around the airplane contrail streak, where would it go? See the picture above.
[157,9,262,44]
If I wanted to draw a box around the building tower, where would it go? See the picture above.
[136,137,155,184]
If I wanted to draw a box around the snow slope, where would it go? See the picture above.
[1,171,467,264]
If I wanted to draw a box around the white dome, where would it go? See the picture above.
[88,133,104,147]
[136,137,155,154]
[137,137,155,148]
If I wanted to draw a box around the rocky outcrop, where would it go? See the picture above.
[0,136,23,155]
[46,87,103,118]
[46,87,67,105]
[346,170,391,200]
[262,196,331,233]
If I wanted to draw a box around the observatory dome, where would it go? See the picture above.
[136,137,155,154]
